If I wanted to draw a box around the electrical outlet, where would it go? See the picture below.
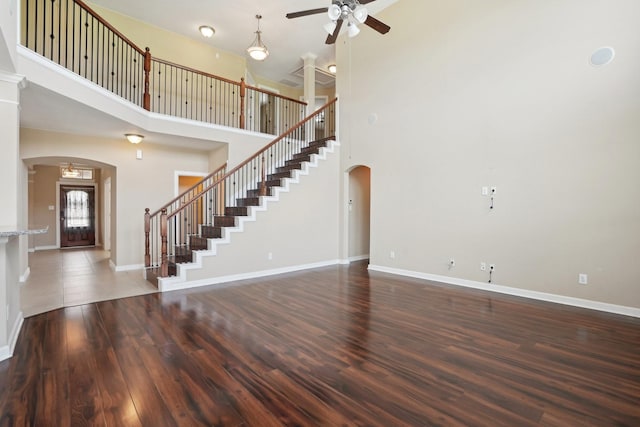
[481,186,489,196]
[268,252,273,260]
[390,251,396,259]
[480,262,486,271]
[578,273,588,285]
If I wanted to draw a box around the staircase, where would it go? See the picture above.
[144,99,338,288]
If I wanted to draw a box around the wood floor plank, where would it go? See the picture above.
[0,261,639,425]
[110,337,179,427]
[35,310,71,426]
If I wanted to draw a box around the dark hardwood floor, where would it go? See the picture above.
[1,261,639,426]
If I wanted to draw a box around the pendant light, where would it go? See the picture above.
[247,15,269,61]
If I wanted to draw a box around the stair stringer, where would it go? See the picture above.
[158,139,341,292]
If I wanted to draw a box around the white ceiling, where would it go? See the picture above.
[87,0,398,87]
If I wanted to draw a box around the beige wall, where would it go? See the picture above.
[337,0,640,308]
[21,129,210,268]
[87,3,246,83]
[30,165,59,248]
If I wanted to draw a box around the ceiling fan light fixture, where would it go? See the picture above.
[347,22,360,38]
[353,6,368,24]
[324,21,337,35]
[247,14,269,61]
[327,4,342,21]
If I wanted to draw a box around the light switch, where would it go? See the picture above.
[136,149,143,160]
[48,205,55,211]
[481,186,489,196]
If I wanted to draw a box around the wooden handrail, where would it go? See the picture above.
[73,0,145,55]
[244,84,308,106]
[167,98,337,220]
[151,57,243,87]
[148,162,227,218]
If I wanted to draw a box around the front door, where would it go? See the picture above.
[60,186,96,247]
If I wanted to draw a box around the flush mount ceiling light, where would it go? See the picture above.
[328,64,337,74]
[125,133,144,144]
[247,14,269,61]
[199,25,215,38]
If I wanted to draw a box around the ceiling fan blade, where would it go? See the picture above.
[325,19,344,44]
[364,15,391,34]
[286,8,329,19]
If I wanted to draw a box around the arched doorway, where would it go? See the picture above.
[347,166,371,262]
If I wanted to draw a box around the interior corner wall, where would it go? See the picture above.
[336,0,640,308]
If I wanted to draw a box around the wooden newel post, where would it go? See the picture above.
[144,208,150,268]
[143,47,151,111]
[259,154,267,196]
[239,77,246,129]
[160,208,168,277]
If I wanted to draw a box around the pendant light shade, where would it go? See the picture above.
[247,15,269,61]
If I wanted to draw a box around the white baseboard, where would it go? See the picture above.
[35,245,58,251]
[368,265,640,319]
[0,312,24,362]
[160,259,341,292]
[20,267,31,283]
[110,261,144,272]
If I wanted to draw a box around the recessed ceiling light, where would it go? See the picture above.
[199,25,215,38]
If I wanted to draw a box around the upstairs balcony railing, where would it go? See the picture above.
[21,0,307,133]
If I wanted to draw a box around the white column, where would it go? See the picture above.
[0,71,24,227]
[301,52,317,115]
[0,71,26,361]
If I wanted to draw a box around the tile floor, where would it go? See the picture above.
[21,248,158,317]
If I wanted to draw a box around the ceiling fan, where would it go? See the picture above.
[286,0,391,44]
